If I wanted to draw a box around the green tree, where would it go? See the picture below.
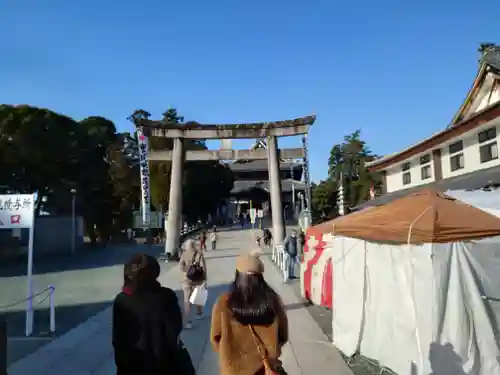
[311,179,337,221]
[328,130,380,209]
[127,109,152,123]
[108,132,141,232]
[183,160,234,224]
[0,104,80,214]
[42,115,123,243]
[76,116,119,242]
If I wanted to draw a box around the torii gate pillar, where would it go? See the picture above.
[267,135,285,245]
[164,138,184,257]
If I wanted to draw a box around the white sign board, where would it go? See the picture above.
[137,128,151,226]
[249,208,257,224]
[0,194,36,337]
[257,209,264,218]
[0,194,35,228]
[133,211,162,229]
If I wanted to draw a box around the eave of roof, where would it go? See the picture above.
[448,63,488,128]
[366,100,500,171]
[355,164,500,210]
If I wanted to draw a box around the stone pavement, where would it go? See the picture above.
[7,227,353,375]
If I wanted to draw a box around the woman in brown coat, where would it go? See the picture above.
[210,253,288,375]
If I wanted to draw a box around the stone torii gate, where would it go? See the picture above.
[138,115,315,255]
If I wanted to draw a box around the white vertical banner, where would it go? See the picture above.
[137,128,151,226]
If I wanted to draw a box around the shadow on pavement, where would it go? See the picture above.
[0,224,296,278]
[4,300,113,366]
[0,228,211,278]
[3,281,233,368]
[0,244,165,278]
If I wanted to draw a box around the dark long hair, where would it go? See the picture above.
[227,271,283,325]
[123,254,160,292]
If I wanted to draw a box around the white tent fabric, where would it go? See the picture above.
[331,235,500,375]
[445,189,500,216]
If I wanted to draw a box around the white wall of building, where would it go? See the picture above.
[379,69,500,194]
[440,117,500,179]
[383,116,500,193]
[385,151,436,193]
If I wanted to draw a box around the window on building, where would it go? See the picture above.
[402,172,411,185]
[421,165,431,180]
[478,127,497,144]
[450,153,465,171]
[402,162,410,171]
[449,140,463,154]
[449,140,465,171]
[480,142,498,163]
[478,127,498,163]
[419,154,432,180]
[419,154,431,165]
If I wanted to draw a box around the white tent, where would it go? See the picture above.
[330,190,500,375]
[446,189,500,217]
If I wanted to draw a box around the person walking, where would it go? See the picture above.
[284,230,299,280]
[298,229,306,257]
[210,253,288,375]
[112,253,192,375]
[199,231,207,251]
[210,227,218,250]
[179,239,207,329]
[262,228,272,248]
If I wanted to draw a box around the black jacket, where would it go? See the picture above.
[112,283,183,375]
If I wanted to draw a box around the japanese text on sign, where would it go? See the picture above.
[0,197,33,211]
[0,194,35,229]
[137,129,151,225]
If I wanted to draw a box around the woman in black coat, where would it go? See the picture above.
[112,254,189,375]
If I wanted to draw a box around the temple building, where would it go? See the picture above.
[360,43,500,208]
[225,139,306,221]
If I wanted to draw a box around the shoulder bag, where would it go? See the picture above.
[248,325,288,375]
[186,251,205,283]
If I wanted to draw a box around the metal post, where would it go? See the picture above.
[49,286,56,333]
[267,136,285,246]
[70,189,76,254]
[165,138,184,256]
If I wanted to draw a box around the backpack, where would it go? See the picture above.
[186,251,205,283]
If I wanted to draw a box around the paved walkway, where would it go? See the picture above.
[7,227,353,375]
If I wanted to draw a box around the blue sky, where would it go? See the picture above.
[1,0,500,182]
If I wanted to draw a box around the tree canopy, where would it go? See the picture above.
[311,130,381,222]
[0,104,234,243]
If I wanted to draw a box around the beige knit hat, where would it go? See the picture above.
[236,253,264,274]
